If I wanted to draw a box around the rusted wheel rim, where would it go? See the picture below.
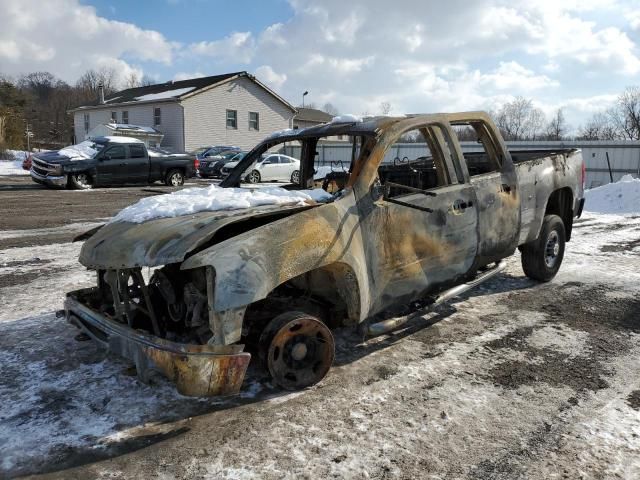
[267,317,334,390]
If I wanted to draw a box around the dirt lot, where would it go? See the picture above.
[1,174,639,479]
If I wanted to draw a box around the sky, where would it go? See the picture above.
[1,0,639,131]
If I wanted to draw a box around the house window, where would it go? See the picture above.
[249,111,259,131]
[154,107,161,126]
[111,111,117,122]
[122,111,128,124]
[83,113,90,134]
[226,109,237,129]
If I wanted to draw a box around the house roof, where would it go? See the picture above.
[71,71,296,113]
[294,107,333,123]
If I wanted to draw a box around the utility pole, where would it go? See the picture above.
[302,91,308,108]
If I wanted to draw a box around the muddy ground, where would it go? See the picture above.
[0,175,639,479]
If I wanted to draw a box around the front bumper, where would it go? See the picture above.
[65,287,251,397]
[30,168,67,187]
[198,162,223,177]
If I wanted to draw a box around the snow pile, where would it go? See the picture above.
[58,140,102,159]
[314,165,348,180]
[331,114,362,123]
[0,160,28,175]
[268,128,298,138]
[585,174,640,214]
[111,185,333,223]
[4,149,29,161]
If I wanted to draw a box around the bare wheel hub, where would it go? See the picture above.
[291,342,308,361]
[263,314,335,390]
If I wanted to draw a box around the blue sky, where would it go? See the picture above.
[88,1,293,43]
[1,0,639,131]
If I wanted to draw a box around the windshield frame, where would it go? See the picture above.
[219,126,377,189]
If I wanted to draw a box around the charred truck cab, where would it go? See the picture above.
[65,112,585,396]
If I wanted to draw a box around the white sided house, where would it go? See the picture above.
[71,72,296,152]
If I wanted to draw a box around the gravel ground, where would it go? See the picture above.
[0,176,639,479]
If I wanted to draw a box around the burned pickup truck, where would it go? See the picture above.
[65,112,585,396]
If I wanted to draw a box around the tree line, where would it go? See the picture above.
[0,68,153,151]
[1,68,639,152]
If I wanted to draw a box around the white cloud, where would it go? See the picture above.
[173,71,206,81]
[189,32,255,63]
[0,0,173,85]
[474,61,559,91]
[217,0,638,124]
[255,65,287,89]
[1,0,636,129]
[628,11,640,30]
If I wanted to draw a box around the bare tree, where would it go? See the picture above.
[322,102,339,115]
[577,112,620,140]
[493,96,546,140]
[611,86,640,140]
[544,108,568,140]
[379,101,392,115]
[123,72,141,89]
[76,67,118,98]
[141,75,155,87]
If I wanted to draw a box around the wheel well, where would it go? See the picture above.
[545,187,574,241]
[242,262,361,336]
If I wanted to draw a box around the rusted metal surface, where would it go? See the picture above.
[68,111,585,395]
[260,312,335,390]
[66,288,250,396]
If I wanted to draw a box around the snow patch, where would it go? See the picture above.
[98,136,144,144]
[111,185,333,223]
[585,174,640,214]
[267,128,298,139]
[314,165,348,180]
[330,114,362,123]
[134,87,195,101]
[526,324,591,358]
[0,160,28,175]
[57,140,102,159]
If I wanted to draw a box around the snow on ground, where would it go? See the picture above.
[585,174,640,214]
[0,212,638,478]
[1,182,640,477]
[0,160,28,175]
[111,185,333,223]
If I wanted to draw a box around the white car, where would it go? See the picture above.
[221,153,300,183]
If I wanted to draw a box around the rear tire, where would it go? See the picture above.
[259,311,335,390]
[521,214,566,282]
[165,169,185,187]
[68,173,92,190]
[290,170,300,183]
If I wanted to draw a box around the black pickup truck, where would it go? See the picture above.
[30,136,196,189]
